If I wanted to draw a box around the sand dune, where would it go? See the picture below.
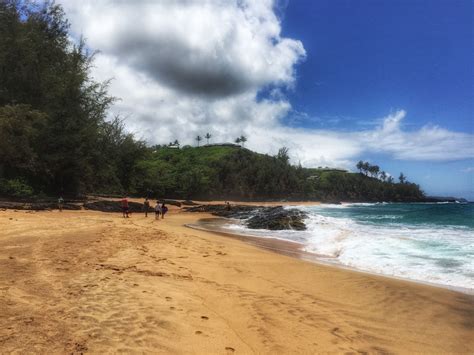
[0,208,473,353]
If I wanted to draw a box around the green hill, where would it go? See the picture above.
[131,145,425,202]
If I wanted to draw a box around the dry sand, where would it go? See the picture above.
[0,207,473,353]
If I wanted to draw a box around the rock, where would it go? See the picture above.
[158,199,182,207]
[184,204,264,219]
[245,207,307,231]
[185,204,307,230]
[182,200,198,206]
[83,200,144,213]
[0,201,81,210]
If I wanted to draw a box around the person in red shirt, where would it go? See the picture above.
[121,197,129,218]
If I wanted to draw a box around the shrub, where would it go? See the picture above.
[0,178,34,197]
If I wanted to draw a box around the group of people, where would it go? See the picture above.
[121,197,168,220]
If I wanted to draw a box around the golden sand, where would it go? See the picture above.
[0,207,473,353]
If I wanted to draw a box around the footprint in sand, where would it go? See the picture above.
[225,347,235,353]
[195,330,202,335]
[201,316,208,320]
[165,296,172,301]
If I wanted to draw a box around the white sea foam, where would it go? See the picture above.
[221,208,474,290]
[302,214,474,289]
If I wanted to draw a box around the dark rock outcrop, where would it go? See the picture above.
[0,201,81,210]
[182,200,198,206]
[184,204,307,230]
[158,199,182,207]
[245,207,307,231]
[184,204,264,219]
[83,200,144,213]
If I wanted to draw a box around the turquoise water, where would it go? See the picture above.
[311,202,474,228]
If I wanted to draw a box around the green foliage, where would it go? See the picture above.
[0,105,47,180]
[131,146,425,202]
[0,1,146,197]
[0,178,34,197]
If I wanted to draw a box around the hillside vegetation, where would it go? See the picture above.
[0,1,424,202]
[132,146,425,202]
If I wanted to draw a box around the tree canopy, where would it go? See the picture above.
[0,1,146,197]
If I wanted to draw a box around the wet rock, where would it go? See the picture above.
[185,204,307,230]
[0,201,81,210]
[83,200,144,213]
[184,204,263,219]
[182,200,198,206]
[245,207,307,231]
[158,199,182,207]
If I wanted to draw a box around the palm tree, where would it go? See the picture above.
[239,135,247,147]
[196,135,202,147]
[205,132,212,145]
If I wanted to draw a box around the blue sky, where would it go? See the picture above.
[62,0,473,200]
[279,0,473,199]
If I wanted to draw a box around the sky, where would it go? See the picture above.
[59,0,473,199]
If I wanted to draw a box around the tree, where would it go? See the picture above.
[239,135,247,147]
[399,172,406,184]
[0,1,145,196]
[356,160,364,174]
[235,137,241,144]
[362,162,370,176]
[380,171,387,182]
[387,176,394,184]
[205,133,212,145]
[368,165,380,178]
[276,147,290,164]
[173,139,180,148]
[196,135,202,147]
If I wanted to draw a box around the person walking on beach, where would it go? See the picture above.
[161,203,168,219]
[155,201,162,220]
[58,196,64,212]
[121,197,130,218]
[144,198,150,217]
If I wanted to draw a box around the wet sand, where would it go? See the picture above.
[0,208,473,353]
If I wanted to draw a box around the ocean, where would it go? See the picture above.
[221,202,474,291]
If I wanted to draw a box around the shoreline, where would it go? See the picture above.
[187,217,474,296]
[1,208,473,353]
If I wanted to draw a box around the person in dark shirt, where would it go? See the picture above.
[161,203,168,219]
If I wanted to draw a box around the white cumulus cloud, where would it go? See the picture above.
[59,0,474,170]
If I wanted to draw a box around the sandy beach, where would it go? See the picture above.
[0,207,473,353]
